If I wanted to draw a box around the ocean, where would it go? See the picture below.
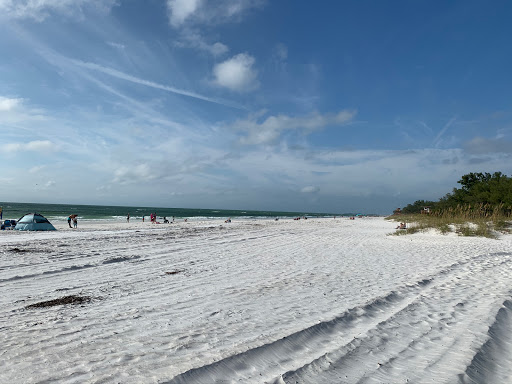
[0,202,355,222]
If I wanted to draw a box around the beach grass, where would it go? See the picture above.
[387,203,512,238]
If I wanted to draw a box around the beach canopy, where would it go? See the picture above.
[15,213,56,231]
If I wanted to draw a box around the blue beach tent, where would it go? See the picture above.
[15,213,56,231]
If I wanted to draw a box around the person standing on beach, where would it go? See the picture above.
[127,213,130,223]
[67,216,72,228]
[73,217,77,228]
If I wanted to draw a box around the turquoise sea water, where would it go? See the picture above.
[0,202,360,222]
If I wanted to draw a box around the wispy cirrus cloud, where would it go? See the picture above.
[113,164,156,184]
[29,165,47,173]
[229,109,357,145]
[433,117,457,148]
[106,41,126,50]
[5,140,58,153]
[0,0,117,21]
[272,43,288,71]
[71,59,234,106]
[36,48,240,108]
[166,0,263,61]
[166,0,265,27]
[174,31,229,56]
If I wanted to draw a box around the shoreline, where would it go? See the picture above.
[0,216,377,241]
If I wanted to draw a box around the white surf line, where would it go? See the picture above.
[162,279,434,384]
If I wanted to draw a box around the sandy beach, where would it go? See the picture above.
[1,217,511,383]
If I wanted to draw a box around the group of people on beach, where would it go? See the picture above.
[141,214,157,223]
[141,214,176,223]
[67,215,78,229]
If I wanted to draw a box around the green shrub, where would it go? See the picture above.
[387,209,506,238]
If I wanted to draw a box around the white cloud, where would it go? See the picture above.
[0,96,51,130]
[230,109,357,145]
[210,42,229,56]
[166,0,263,59]
[60,56,239,108]
[113,164,156,184]
[0,97,23,111]
[174,30,229,56]
[167,0,203,27]
[301,186,320,193]
[213,53,259,92]
[106,41,125,50]
[0,0,117,21]
[26,140,55,151]
[166,0,264,27]
[5,140,58,153]
[29,165,46,173]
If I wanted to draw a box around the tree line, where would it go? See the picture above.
[401,172,512,215]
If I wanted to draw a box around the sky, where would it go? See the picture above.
[1,0,512,215]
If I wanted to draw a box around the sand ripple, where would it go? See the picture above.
[1,218,511,383]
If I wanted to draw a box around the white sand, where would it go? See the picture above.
[1,217,511,383]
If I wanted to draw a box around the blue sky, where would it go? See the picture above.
[1,0,511,214]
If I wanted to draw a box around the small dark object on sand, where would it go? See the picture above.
[165,270,184,275]
[25,295,92,309]
[11,248,28,253]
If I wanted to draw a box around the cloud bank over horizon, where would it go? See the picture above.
[1,1,512,214]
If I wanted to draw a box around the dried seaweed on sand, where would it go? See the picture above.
[25,295,92,309]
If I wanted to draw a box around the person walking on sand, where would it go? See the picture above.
[67,215,72,228]
[73,216,78,229]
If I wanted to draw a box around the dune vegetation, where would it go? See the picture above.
[389,172,512,238]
